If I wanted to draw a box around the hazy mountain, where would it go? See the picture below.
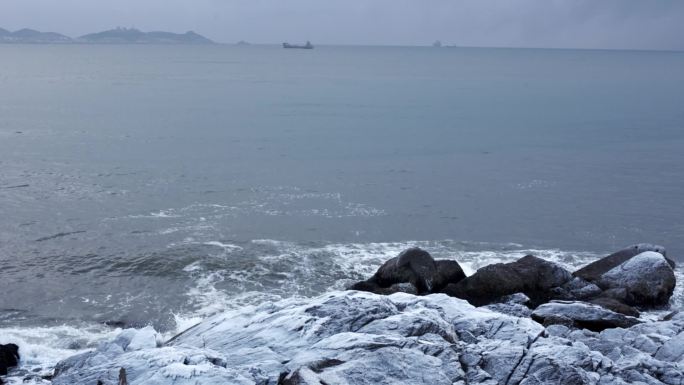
[78,28,213,44]
[0,28,72,43]
[0,27,214,44]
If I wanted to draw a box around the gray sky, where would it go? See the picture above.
[2,0,683,50]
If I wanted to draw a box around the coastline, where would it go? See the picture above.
[1,244,681,384]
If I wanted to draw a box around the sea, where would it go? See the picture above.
[1,44,683,379]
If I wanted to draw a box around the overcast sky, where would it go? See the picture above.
[1,0,683,50]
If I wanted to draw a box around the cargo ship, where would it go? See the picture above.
[283,41,313,49]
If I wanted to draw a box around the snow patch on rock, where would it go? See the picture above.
[51,291,684,385]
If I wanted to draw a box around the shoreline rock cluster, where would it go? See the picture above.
[2,244,681,384]
[350,244,676,330]
[49,291,684,385]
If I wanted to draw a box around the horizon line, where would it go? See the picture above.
[2,26,683,53]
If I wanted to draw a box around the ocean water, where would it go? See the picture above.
[1,44,684,378]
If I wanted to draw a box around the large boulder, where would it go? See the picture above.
[597,251,676,307]
[443,255,573,306]
[432,260,466,292]
[531,301,641,331]
[574,243,673,283]
[0,343,19,376]
[349,248,465,295]
[551,278,641,316]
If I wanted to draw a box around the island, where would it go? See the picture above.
[78,28,213,44]
[0,27,214,44]
[0,28,71,43]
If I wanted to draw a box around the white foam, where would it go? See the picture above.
[183,261,203,272]
[169,313,203,338]
[251,238,287,246]
[204,241,243,251]
[150,210,180,218]
[0,324,121,376]
[159,227,181,235]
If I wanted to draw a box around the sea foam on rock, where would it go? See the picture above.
[50,291,684,385]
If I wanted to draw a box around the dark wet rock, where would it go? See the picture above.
[19,373,53,384]
[432,260,466,292]
[0,343,19,376]
[597,251,676,307]
[443,255,573,306]
[103,320,130,328]
[540,314,575,328]
[596,287,629,303]
[574,243,673,283]
[532,300,640,332]
[119,367,128,385]
[376,247,437,293]
[662,311,679,321]
[349,248,465,295]
[588,297,640,317]
[556,277,603,300]
[347,279,380,293]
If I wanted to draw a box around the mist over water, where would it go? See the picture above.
[1,44,684,376]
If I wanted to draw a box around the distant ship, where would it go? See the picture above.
[283,41,313,49]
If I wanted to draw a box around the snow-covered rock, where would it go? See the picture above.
[52,291,684,385]
[484,293,533,318]
[532,300,640,331]
[114,326,161,352]
[598,251,676,306]
[574,243,671,283]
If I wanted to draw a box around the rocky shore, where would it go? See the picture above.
[2,244,681,384]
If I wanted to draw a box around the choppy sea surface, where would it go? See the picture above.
[1,44,683,379]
